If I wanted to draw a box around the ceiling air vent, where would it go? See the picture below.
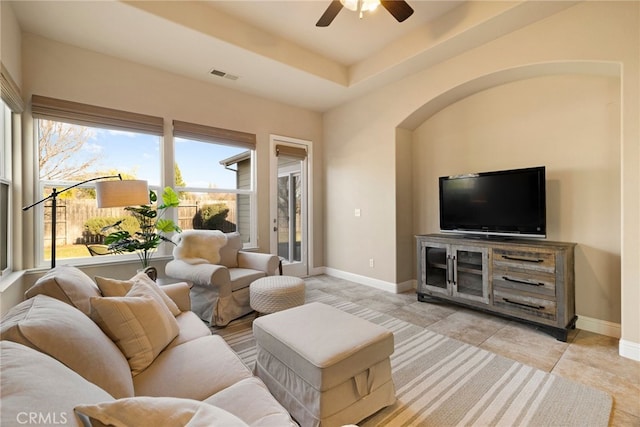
[210,69,239,81]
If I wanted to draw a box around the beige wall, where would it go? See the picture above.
[323,2,639,349]
[0,1,22,87]
[413,74,621,322]
[17,33,323,269]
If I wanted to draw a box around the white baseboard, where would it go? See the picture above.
[322,267,402,293]
[619,339,640,361]
[575,315,621,338]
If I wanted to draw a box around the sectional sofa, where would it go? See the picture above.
[0,265,296,426]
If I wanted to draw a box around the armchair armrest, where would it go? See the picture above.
[237,251,279,275]
[165,259,231,293]
[160,282,192,312]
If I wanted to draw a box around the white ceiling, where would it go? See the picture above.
[8,0,573,112]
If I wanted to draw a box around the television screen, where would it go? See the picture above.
[439,166,546,238]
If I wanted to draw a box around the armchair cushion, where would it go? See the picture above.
[219,232,243,268]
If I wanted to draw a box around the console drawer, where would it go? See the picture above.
[493,289,557,322]
[492,270,556,297]
[493,248,555,274]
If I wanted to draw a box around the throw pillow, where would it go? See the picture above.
[25,265,101,316]
[90,281,180,376]
[75,397,249,427]
[95,272,181,316]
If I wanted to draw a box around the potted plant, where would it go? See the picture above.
[102,187,181,272]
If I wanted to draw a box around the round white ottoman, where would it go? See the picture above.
[250,276,305,314]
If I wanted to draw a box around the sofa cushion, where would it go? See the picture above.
[90,281,180,376]
[24,265,101,316]
[75,397,248,427]
[204,377,298,426]
[1,341,115,427]
[132,335,253,400]
[166,311,212,349]
[0,295,134,398]
[219,232,243,268]
[95,272,181,316]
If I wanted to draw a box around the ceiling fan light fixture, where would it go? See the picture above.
[340,0,380,14]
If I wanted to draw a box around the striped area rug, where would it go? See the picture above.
[214,290,612,427]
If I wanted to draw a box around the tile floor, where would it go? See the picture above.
[304,275,640,426]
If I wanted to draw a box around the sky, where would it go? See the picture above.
[73,127,244,189]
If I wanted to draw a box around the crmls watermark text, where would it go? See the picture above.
[17,412,68,425]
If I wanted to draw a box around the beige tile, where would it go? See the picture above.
[563,331,640,387]
[553,354,640,418]
[609,407,640,427]
[426,309,508,346]
[387,300,458,328]
[480,321,568,371]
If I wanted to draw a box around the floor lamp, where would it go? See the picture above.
[23,174,149,268]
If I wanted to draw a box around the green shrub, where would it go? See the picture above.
[85,216,140,237]
[193,203,235,232]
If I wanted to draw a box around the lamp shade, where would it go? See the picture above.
[96,180,149,208]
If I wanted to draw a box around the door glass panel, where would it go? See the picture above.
[424,246,447,291]
[293,173,301,262]
[454,249,484,298]
[277,175,289,260]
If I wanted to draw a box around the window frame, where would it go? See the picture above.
[173,120,258,248]
[1,63,23,277]
[31,96,164,267]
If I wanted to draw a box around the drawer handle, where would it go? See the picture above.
[502,255,544,263]
[503,298,545,310]
[502,276,544,287]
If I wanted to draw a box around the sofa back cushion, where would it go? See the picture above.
[0,295,134,398]
[1,341,116,427]
[173,230,228,265]
[219,232,243,268]
[24,265,101,316]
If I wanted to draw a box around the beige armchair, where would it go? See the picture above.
[165,230,279,326]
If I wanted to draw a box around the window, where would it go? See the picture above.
[32,96,163,266]
[0,100,12,275]
[173,120,256,246]
[1,63,23,277]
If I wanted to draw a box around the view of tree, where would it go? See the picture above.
[175,163,186,187]
[39,120,99,181]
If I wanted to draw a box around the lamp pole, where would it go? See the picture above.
[22,174,122,268]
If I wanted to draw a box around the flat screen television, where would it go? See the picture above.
[439,166,546,238]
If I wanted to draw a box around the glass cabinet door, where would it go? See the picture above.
[419,242,451,296]
[451,245,489,303]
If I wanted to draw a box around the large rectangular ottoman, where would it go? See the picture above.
[252,302,395,427]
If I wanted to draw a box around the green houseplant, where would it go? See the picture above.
[102,187,181,269]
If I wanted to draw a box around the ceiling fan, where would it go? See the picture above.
[316,0,414,27]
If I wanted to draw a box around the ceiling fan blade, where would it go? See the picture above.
[380,0,414,23]
[316,0,343,27]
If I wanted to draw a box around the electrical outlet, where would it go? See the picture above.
[355,208,361,217]
[369,258,374,268]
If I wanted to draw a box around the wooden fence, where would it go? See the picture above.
[43,199,237,248]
